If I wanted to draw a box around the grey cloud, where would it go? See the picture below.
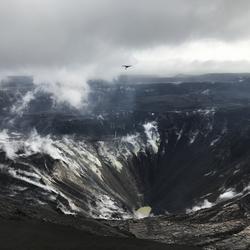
[0,0,250,69]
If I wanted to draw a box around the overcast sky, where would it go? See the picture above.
[1,0,250,106]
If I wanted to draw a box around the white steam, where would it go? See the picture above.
[0,60,131,109]
[11,90,37,115]
[32,68,91,109]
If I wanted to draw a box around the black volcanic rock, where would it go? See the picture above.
[105,196,250,249]
[1,74,250,249]
[0,199,199,250]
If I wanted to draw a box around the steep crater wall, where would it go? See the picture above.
[1,108,250,219]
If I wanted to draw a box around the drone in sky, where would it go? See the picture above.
[122,65,132,70]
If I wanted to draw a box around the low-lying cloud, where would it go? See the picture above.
[1,0,250,107]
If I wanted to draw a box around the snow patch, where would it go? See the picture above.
[143,121,160,153]
[201,89,210,95]
[219,189,238,200]
[93,194,131,220]
[189,130,199,144]
[121,133,141,156]
[176,129,183,142]
[210,136,221,146]
[186,199,214,213]
[98,141,123,172]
